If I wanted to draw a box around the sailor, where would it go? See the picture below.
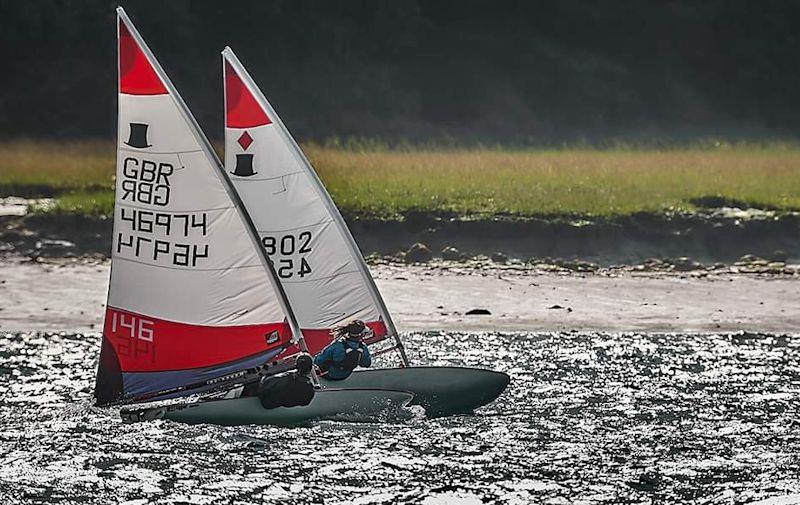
[250,353,316,409]
[314,319,373,380]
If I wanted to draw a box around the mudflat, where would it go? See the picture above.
[1,257,797,334]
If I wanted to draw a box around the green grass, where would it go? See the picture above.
[306,142,800,217]
[29,189,116,216]
[0,140,114,197]
[2,139,800,218]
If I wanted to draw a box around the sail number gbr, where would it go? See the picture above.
[261,231,312,279]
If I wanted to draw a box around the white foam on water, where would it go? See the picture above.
[748,494,800,505]
[421,491,483,505]
[4,330,800,504]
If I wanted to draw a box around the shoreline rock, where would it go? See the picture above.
[404,242,433,263]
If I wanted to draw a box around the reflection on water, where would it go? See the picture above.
[1,330,800,504]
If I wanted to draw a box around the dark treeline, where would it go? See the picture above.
[2,0,800,145]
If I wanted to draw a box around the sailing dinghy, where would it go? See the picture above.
[98,8,412,425]
[222,48,509,416]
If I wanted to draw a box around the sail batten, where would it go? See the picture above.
[222,48,404,358]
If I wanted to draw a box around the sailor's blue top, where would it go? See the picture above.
[314,339,371,380]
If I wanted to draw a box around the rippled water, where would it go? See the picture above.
[2,330,800,504]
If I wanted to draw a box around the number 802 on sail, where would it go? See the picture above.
[261,231,313,279]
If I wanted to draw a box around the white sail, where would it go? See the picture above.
[222,48,404,358]
[96,9,297,405]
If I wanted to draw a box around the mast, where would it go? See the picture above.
[222,47,409,366]
[116,8,314,378]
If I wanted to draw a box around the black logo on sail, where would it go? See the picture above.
[125,123,152,149]
[231,131,257,177]
[232,154,256,177]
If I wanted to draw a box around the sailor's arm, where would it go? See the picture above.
[330,342,346,362]
[313,347,330,366]
[359,344,372,367]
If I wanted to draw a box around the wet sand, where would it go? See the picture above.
[1,258,797,333]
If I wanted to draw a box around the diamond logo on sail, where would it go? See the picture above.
[125,123,152,149]
[231,131,256,177]
[237,131,253,150]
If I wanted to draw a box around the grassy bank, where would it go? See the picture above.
[1,140,799,218]
[0,140,114,215]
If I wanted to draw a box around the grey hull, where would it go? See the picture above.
[120,388,414,426]
[320,366,510,417]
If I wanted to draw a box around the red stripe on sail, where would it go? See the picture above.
[278,320,389,358]
[118,20,167,95]
[103,307,291,372]
[225,61,271,128]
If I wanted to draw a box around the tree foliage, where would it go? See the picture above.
[2,0,800,144]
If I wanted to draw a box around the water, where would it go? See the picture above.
[2,330,800,504]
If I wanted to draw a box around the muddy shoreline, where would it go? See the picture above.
[1,208,799,266]
[1,209,798,335]
[353,209,800,265]
[1,256,797,334]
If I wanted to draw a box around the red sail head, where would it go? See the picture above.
[118,19,167,95]
[225,61,271,128]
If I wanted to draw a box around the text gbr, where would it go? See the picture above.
[116,155,210,268]
[120,157,173,206]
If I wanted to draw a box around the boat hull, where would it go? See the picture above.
[120,388,414,426]
[320,367,510,417]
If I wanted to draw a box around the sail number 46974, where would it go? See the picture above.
[262,231,313,279]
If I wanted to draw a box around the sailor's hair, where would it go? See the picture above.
[332,319,367,340]
[295,353,313,375]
